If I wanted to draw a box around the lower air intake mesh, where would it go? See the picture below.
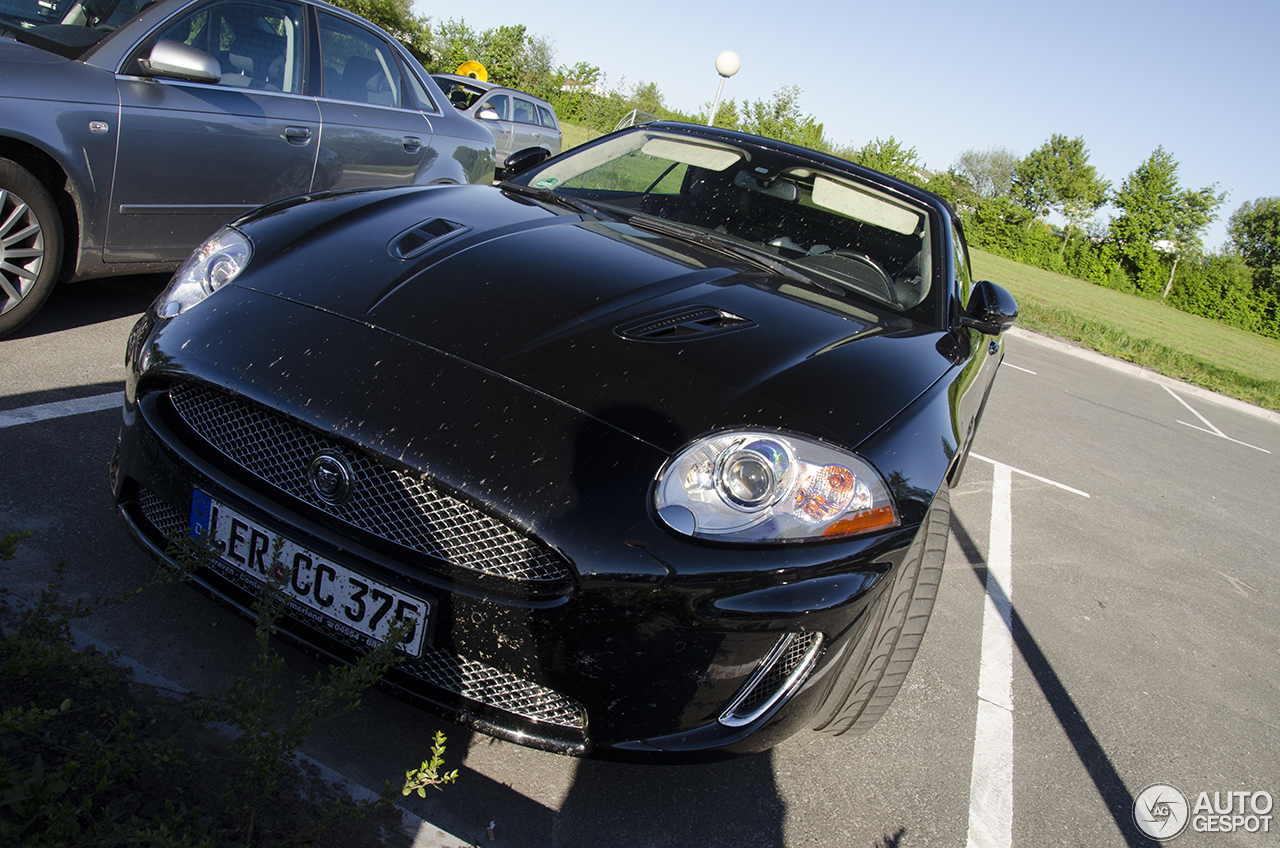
[720,631,823,727]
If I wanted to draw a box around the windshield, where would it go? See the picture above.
[432,75,487,110]
[0,0,66,27]
[514,128,935,314]
[2,0,158,57]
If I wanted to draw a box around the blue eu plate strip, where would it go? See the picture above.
[189,489,212,537]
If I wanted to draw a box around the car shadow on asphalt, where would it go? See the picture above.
[8,273,169,340]
[950,517,1160,848]
[356,710,789,847]
[553,752,786,846]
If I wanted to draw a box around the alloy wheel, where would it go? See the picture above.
[0,187,46,316]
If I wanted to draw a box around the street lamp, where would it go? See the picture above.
[707,50,740,127]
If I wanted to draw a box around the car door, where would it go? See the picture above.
[311,10,433,191]
[949,224,1004,471]
[509,95,548,157]
[476,92,514,163]
[107,0,318,262]
[535,103,562,156]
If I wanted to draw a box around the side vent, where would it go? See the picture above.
[719,632,823,727]
[388,218,470,260]
[614,305,756,342]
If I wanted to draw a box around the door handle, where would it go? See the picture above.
[403,135,422,153]
[285,126,312,145]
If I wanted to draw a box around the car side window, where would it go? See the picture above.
[482,94,509,120]
[512,97,536,125]
[402,63,439,113]
[146,0,304,93]
[537,105,557,129]
[318,12,402,107]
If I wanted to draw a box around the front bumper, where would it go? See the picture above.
[112,312,924,761]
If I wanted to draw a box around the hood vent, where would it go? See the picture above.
[388,218,470,260]
[615,306,757,343]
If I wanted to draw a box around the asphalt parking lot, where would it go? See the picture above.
[2,275,1277,847]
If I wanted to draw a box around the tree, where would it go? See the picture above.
[327,0,430,56]
[1111,146,1224,296]
[1011,134,1108,255]
[1160,185,1227,298]
[849,136,922,183]
[630,81,665,116]
[954,147,1019,199]
[737,85,825,150]
[707,97,739,130]
[1228,197,1280,297]
[425,19,554,94]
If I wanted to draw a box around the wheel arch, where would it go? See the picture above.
[0,137,83,282]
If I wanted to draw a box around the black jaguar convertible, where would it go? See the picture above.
[111,122,1017,760]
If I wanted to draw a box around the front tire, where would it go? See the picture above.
[0,159,64,338]
[813,485,950,737]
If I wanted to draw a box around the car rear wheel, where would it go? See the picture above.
[812,484,950,737]
[0,159,63,338]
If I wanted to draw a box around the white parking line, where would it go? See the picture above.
[0,392,122,429]
[1162,385,1271,453]
[964,457,1089,848]
[970,453,1091,499]
[966,462,1014,848]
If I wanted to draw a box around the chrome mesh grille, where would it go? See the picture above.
[138,486,188,539]
[167,382,569,583]
[406,647,585,728]
[721,631,823,727]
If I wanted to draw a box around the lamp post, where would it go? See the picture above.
[707,50,740,127]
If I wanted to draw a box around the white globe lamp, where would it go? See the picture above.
[708,50,740,126]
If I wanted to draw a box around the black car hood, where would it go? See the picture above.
[236,184,953,454]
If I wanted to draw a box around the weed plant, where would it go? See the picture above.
[0,529,456,846]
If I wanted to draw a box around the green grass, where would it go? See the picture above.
[561,121,600,151]
[972,249,1280,412]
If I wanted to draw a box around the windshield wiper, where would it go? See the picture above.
[627,215,845,296]
[500,182,602,218]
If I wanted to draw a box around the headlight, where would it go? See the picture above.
[653,430,899,543]
[156,228,252,318]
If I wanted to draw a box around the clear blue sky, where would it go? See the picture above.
[420,0,1280,251]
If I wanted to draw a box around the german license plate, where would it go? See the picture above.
[189,490,429,657]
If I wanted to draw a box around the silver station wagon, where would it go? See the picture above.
[432,73,562,176]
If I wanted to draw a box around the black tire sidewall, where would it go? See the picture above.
[812,485,951,737]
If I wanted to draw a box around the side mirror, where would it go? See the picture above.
[139,39,221,84]
[476,108,500,121]
[503,147,548,177]
[959,279,1018,335]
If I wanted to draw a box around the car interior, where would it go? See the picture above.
[542,145,933,312]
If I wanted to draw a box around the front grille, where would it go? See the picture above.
[167,382,569,584]
[720,631,823,727]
